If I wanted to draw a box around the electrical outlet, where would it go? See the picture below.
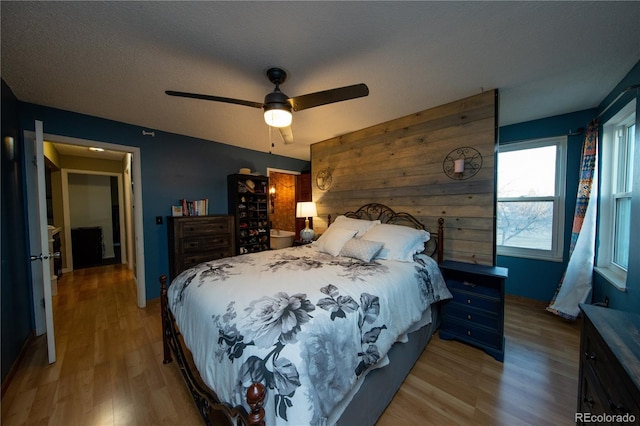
[156,216,163,225]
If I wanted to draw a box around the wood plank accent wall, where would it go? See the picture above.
[311,90,498,266]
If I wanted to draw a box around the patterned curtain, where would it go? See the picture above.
[546,121,599,320]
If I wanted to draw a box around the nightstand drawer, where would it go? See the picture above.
[440,319,502,349]
[448,287,500,313]
[443,302,500,330]
[447,278,501,298]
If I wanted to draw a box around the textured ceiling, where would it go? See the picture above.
[2,1,639,160]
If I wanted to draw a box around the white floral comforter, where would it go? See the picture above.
[167,244,451,426]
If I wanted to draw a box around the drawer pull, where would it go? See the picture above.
[609,400,625,412]
[467,314,472,320]
[467,299,472,304]
[467,330,471,336]
[583,396,594,408]
[584,352,597,362]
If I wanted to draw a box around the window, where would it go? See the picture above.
[497,136,566,261]
[596,100,635,290]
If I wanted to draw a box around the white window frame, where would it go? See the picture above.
[595,100,635,291]
[497,136,567,261]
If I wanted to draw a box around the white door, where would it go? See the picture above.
[26,120,57,364]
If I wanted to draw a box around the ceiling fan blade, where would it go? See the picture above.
[289,83,369,111]
[165,90,263,109]
[278,126,294,145]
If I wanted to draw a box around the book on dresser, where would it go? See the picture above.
[167,215,235,280]
[227,174,270,255]
[439,260,508,362]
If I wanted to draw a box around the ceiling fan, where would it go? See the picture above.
[166,67,369,144]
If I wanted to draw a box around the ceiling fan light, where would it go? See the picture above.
[263,107,292,128]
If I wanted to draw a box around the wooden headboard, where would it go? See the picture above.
[328,203,444,263]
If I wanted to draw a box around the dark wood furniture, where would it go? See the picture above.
[577,304,640,424]
[439,260,508,362]
[227,174,270,255]
[160,203,445,426]
[71,226,103,269]
[167,215,235,280]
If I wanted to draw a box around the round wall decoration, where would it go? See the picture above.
[443,147,483,180]
[315,168,333,190]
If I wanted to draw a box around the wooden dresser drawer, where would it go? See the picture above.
[179,217,230,237]
[578,367,608,416]
[167,215,235,279]
[181,250,232,270]
[180,235,231,253]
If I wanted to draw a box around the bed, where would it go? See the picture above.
[160,203,451,425]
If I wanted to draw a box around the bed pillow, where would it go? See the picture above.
[361,224,430,262]
[314,226,357,256]
[331,215,380,238]
[339,238,384,262]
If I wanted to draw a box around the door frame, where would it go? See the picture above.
[23,131,147,307]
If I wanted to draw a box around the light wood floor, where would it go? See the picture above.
[2,265,581,426]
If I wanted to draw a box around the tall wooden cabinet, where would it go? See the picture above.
[227,174,270,255]
[167,215,235,280]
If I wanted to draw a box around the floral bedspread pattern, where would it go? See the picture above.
[168,245,451,425]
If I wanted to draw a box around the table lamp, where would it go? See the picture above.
[296,201,317,242]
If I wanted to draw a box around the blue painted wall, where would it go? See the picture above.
[1,80,33,382]
[497,109,596,301]
[17,102,310,301]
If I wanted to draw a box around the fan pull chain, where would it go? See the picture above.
[268,126,276,154]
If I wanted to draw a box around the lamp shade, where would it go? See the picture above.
[296,201,317,218]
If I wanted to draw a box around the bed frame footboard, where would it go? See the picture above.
[160,275,266,426]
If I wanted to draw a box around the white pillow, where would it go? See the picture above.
[331,215,380,238]
[361,224,430,262]
[314,226,357,256]
[339,238,384,262]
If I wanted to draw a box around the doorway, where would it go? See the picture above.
[267,168,313,241]
[267,169,299,233]
[65,172,124,269]
[26,131,146,308]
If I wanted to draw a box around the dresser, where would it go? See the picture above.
[577,304,640,424]
[167,215,235,280]
[439,260,508,362]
